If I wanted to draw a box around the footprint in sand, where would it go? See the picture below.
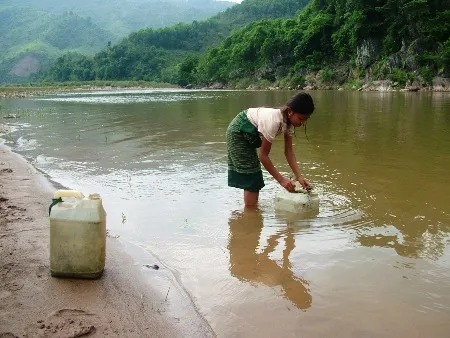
[0,332,18,338]
[36,265,49,280]
[5,282,24,292]
[6,205,26,214]
[24,309,98,338]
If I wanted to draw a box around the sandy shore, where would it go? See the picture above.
[0,143,214,338]
[0,85,180,98]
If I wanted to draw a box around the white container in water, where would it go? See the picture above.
[49,190,106,279]
[274,182,320,213]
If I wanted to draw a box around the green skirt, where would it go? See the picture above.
[226,110,265,192]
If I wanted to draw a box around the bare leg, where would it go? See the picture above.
[244,190,259,208]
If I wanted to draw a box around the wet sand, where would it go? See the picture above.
[0,143,214,337]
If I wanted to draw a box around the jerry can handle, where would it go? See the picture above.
[49,190,85,216]
[53,190,85,200]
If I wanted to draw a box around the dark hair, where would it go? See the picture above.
[282,92,315,140]
[286,92,314,115]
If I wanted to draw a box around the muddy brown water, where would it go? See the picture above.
[1,89,450,337]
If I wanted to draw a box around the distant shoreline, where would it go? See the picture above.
[0,81,181,98]
[1,77,450,99]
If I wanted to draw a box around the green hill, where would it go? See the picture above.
[0,7,115,83]
[0,7,51,53]
[1,0,235,38]
[195,0,450,88]
[29,0,450,88]
[0,0,235,84]
[126,0,310,51]
[43,13,114,52]
[38,0,311,84]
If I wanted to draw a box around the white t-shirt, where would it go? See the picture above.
[246,107,294,143]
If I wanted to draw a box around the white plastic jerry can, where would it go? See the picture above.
[274,182,320,213]
[49,190,107,279]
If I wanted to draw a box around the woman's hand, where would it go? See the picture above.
[296,175,311,190]
[279,177,296,192]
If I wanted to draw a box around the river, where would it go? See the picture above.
[1,89,450,337]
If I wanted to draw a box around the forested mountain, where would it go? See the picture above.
[1,0,234,37]
[126,0,310,52]
[0,8,115,83]
[38,0,311,84]
[39,0,450,89]
[0,0,235,84]
[195,0,450,88]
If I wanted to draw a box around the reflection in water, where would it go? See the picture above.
[356,222,448,261]
[227,208,312,310]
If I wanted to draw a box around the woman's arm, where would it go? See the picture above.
[284,134,310,189]
[259,137,295,192]
[284,134,301,179]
